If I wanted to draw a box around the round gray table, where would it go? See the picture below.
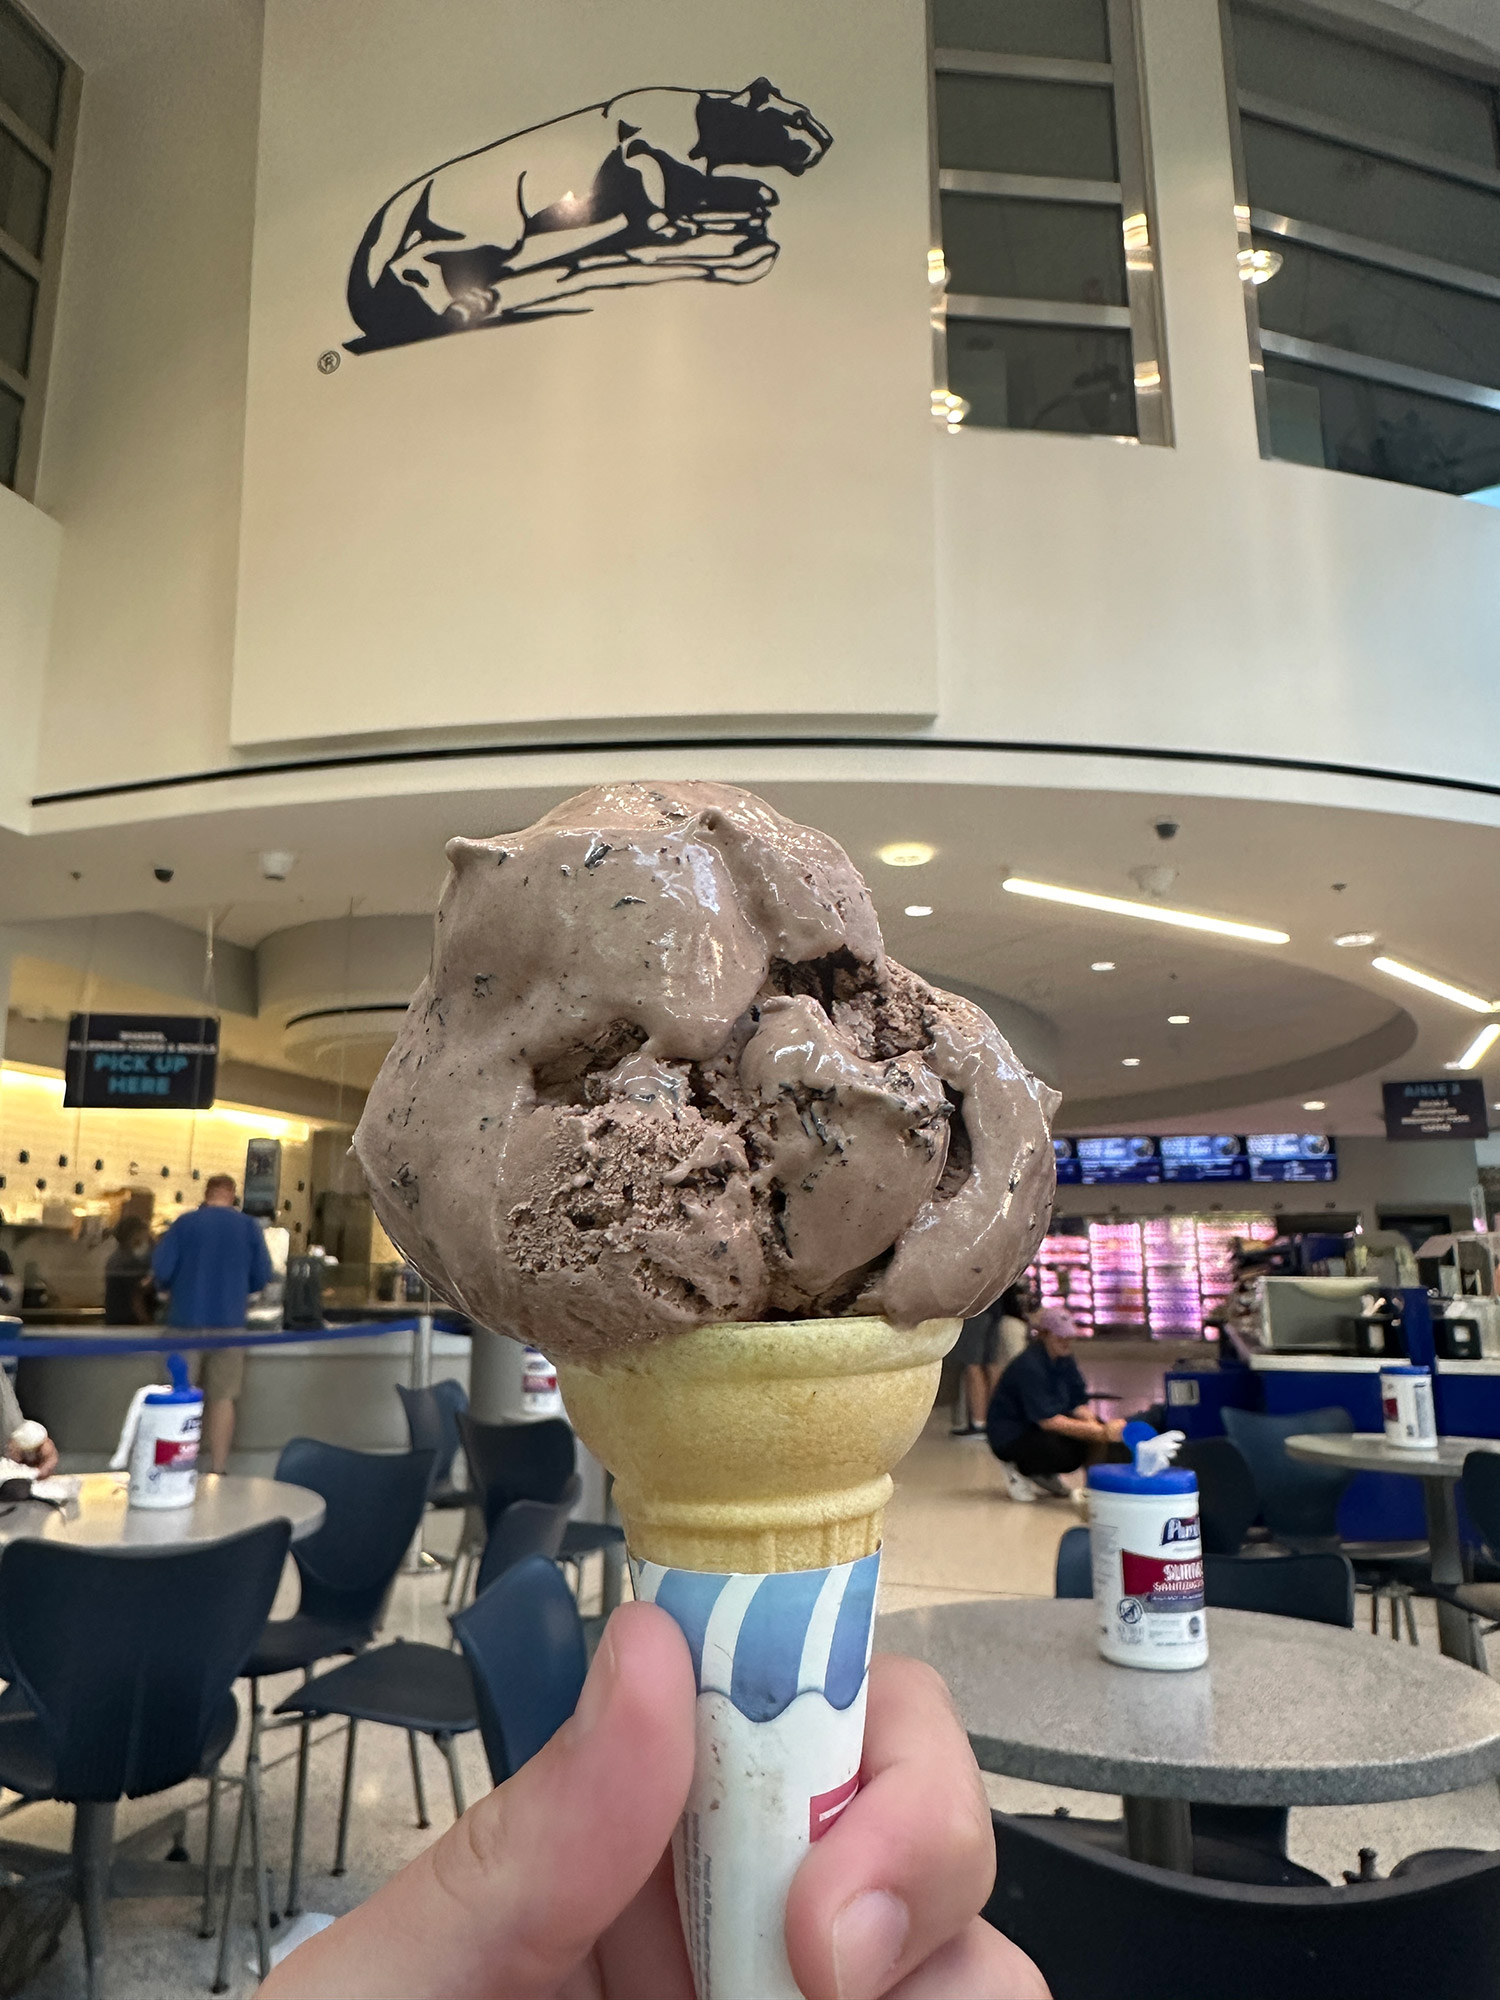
[0,1471,326,1549]
[878,1597,1500,1869]
[1285,1432,1500,1668]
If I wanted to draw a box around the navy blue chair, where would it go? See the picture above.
[215,1437,433,1971]
[1054,1526,1092,1599]
[274,1477,581,1874]
[453,1555,589,1785]
[397,1379,470,1513]
[986,1813,1500,2000]
[1174,1437,1260,1555]
[1222,1406,1426,1638]
[0,1523,289,2000]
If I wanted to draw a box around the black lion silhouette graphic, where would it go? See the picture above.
[345,78,833,353]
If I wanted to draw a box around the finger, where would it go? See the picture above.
[594,1845,696,2000]
[260,1602,696,2000]
[785,1653,996,2000]
[883,1921,1051,2000]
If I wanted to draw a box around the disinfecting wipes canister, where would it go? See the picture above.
[1381,1365,1437,1450]
[1089,1439,1206,1672]
[111,1353,203,1510]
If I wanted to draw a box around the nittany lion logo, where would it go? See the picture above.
[345,79,832,353]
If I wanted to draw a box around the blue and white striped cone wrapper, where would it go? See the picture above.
[634,1549,882,2000]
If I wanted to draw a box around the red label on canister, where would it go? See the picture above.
[809,1774,860,1841]
[1120,1550,1205,1606]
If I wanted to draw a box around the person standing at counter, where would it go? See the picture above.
[151,1175,272,1474]
[986,1306,1127,1502]
[103,1214,157,1325]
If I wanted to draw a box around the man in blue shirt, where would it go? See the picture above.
[152,1174,273,1473]
[986,1307,1126,1503]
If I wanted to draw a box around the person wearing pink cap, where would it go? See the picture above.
[985,1307,1128,1503]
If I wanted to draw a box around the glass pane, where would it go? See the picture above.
[0,376,18,487]
[1257,236,1500,392]
[0,1,61,146]
[933,0,1109,61]
[941,192,1126,303]
[937,74,1117,181]
[1264,353,1500,495]
[0,123,46,256]
[0,247,33,373]
[1243,118,1500,283]
[1231,6,1499,172]
[948,316,1137,434]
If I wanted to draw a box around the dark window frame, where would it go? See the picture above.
[0,0,79,498]
[1222,0,1500,495]
[929,0,1172,446]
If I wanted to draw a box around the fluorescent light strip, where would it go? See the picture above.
[1370,956,1496,1015]
[1002,878,1289,945]
[1456,1023,1500,1070]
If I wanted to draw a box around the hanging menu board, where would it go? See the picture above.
[1053,1138,1082,1185]
[1077,1136,1162,1185]
[1247,1133,1337,1183]
[1382,1079,1489,1142]
[1160,1135,1250,1184]
[64,1015,219,1110]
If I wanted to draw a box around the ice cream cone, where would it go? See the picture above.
[555,1315,960,1575]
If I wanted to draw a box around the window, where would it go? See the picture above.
[0,0,77,496]
[931,0,1170,444]
[1224,1,1500,501]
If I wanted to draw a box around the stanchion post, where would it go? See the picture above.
[411,1287,434,1391]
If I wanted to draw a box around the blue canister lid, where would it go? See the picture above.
[144,1352,203,1404]
[1087,1462,1198,1495]
[1379,1364,1428,1376]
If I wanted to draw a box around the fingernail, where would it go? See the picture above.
[570,1625,617,1737]
[830,1889,909,2000]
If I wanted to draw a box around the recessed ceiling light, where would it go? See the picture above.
[1302,1100,1326,1111]
[1091,961,1116,972]
[1121,1057,1141,1067]
[904,904,933,918]
[1002,877,1289,945]
[1370,956,1496,1014]
[1167,1014,1190,1025]
[1333,931,1378,949]
[878,842,935,868]
[1454,1023,1500,1070]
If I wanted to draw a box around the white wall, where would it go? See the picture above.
[15,0,1500,818]
[0,485,61,829]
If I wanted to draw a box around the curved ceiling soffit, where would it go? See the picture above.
[1059,1008,1418,1128]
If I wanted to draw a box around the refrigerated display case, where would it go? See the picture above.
[1035,1232,1094,1331]
[1197,1216,1279,1324]
[1090,1221,1146,1330]
[1144,1216,1201,1335]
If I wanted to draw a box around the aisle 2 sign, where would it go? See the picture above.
[1382,1078,1489,1142]
[64,1015,219,1110]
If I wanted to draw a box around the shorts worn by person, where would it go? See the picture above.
[986,1308,1127,1502]
[151,1176,273,1474]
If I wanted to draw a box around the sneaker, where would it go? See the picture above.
[1070,1486,1090,1514]
[1002,1464,1040,1503]
[1032,1473,1070,1499]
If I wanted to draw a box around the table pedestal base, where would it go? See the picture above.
[1423,1477,1488,1671]
[1123,1796,1193,1872]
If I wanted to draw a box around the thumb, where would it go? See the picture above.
[260,1601,697,2000]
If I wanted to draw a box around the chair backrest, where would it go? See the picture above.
[396,1379,468,1493]
[1203,1552,1354,1628]
[0,1520,290,1803]
[1462,1450,1500,1561]
[474,1475,582,1599]
[1174,1437,1259,1555]
[1221,1405,1353,1542]
[986,1812,1500,2000]
[452,1554,588,1786]
[458,1414,576,1529]
[275,1437,435,1633]
[1054,1525,1092,1599]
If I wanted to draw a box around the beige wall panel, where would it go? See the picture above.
[232,0,938,746]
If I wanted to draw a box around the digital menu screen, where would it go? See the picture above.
[1077,1136,1162,1186]
[1247,1133,1337,1183]
[1054,1139,1082,1185]
[1160,1135,1249,1184]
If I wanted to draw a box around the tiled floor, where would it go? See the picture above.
[18,1414,1500,1995]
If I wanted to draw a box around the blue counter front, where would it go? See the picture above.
[1249,1356,1427,1541]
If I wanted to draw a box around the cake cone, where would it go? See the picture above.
[555,1314,960,1575]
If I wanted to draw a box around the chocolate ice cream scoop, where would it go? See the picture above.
[354,781,1059,1358]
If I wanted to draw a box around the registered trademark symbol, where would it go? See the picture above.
[318,350,341,374]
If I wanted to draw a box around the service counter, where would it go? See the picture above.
[13,1323,473,1476]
